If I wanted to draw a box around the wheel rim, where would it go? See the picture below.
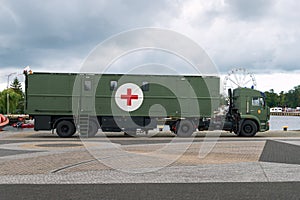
[176,121,194,137]
[244,125,253,134]
[182,125,189,133]
[61,125,69,133]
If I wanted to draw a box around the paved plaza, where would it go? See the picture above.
[0,129,299,184]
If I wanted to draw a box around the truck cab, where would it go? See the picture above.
[233,88,270,136]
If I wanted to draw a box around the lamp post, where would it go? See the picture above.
[7,93,9,115]
[6,72,17,115]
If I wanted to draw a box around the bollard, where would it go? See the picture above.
[282,126,288,131]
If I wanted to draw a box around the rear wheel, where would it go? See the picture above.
[56,120,76,138]
[175,120,195,137]
[239,120,257,137]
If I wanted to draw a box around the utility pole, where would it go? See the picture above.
[6,72,16,115]
[7,93,9,115]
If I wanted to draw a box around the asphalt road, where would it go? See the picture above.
[1,183,300,200]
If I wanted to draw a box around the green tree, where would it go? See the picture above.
[285,90,295,108]
[10,77,23,95]
[281,85,300,108]
[278,91,286,107]
[264,89,279,107]
[9,77,25,113]
[294,85,300,107]
[0,89,23,114]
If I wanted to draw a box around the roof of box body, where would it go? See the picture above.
[28,72,220,78]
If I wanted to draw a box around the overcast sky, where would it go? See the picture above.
[0,0,300,93]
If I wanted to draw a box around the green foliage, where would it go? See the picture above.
[10,77,23,95]
[0,89,23,114]
[0,78,24,114]
[264,85,300,108]
[264,89,279,107]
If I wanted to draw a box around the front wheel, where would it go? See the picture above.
[239,120,257,137]
[175,120,195,137]
[56,120,76,138]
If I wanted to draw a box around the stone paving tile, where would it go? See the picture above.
[0,141,264,175]
[0,150,95,175]
[0,130,295,176]
[55,141,265,173]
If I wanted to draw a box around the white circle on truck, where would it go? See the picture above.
[115,83,144,112]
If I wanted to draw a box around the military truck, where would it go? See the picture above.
[24,71,269,137]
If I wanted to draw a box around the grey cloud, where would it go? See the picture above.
[186,0,300,74]
[0,0,299,81]
[225,0,276,20]
[0,0,176,70]
[6,0,175,48]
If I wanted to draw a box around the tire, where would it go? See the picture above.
[56,120,76,138]
[239,120,257,137]
[88,120,99,137]
[175,120,195,137]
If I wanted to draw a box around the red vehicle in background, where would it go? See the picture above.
[12,121,34,129]
[12,116,34,129]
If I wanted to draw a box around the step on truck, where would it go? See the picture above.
[24,71,269,137]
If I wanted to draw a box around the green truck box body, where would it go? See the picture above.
[26,73,220,118]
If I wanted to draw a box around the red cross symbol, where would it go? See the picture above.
[121,88,138,106]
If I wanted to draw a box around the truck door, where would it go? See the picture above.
[77,75,99,136]
[250,96,268,121]
[80,75,95,113]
